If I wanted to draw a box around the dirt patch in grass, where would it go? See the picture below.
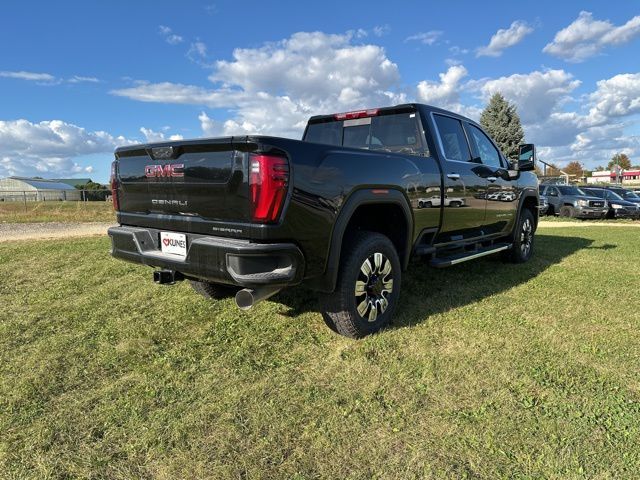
[0,222,113,242]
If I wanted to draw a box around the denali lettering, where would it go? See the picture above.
[145,163,184,178]
[152,199,188,206]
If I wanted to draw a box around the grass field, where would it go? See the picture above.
[1,226,639,478]
[0,201,115,223]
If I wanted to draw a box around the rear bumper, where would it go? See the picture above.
[108,225,304,287]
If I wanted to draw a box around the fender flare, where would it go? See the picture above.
[316,188,413,293]
[513,189,539,237]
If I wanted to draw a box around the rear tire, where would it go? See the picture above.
[321,231,401,338]
[189,280,238,300]
[504,209,535,263]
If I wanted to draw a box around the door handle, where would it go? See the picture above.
[487,176,498,182]
[447,173,460,180]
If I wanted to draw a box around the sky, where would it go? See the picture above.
[1,0,639,183]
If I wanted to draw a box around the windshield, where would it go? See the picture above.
[586,189,624,201]
[605,190,624,201]
[557,186,586,196]
[583,189,604,198]
[611,188,639,199]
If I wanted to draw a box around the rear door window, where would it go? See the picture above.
[433,114,471,162]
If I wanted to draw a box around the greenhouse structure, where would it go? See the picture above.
[0,176,82,202]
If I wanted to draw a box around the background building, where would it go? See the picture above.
[0,177,82,201]
[586,170,640,185]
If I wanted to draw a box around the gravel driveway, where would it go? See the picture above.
[0,222,114,242]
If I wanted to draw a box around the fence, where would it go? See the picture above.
[0,190,112,203]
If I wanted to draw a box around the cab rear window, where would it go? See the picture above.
[304,112,426,155]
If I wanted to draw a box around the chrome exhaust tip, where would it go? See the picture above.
[235,286,281,310]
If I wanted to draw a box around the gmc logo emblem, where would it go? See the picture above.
[145,163,184,178]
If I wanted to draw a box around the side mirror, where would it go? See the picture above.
[518,144,536,171]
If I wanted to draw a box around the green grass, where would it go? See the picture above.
[539,215,639,224]
[0,201,115,223]
[1,227,639,479]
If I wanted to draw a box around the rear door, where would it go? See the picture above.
[431,113,487,242]
[464,122,517,235]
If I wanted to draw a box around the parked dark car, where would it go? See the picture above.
[601,186,640,206]
[539,184,607,218]
[108,103,540,338]
[581,187,640,219]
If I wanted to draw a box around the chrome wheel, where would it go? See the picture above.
[354,252,394,322]
[520,217,533,258]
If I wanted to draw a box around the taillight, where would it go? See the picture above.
[110,161,120,211]
[249,154,289,223]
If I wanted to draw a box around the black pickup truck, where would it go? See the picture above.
[108,104,539,338]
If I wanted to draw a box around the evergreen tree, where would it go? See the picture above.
[480,93,525,160]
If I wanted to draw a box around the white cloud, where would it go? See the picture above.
[0,119,134,177]
[0,71,102,85]
[416,65,467,107]
[0,70,56,82]
[449,46,469,56]
[543,11,640,62]
[68,75,100,84]
[416,65,482,119]
[114,31,404,137]
[524,112,584,147]
[476,20,533,57]
[586,73,640,124]
[140,127,184,142]
[187,41,208,64]
[373,25,391,37]
[158,25,184,45]
[479,69,581,124]
[405,31,443,45]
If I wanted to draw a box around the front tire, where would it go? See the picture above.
[505,209,535,263]
[559,205,575,218]
[321,232,401,338]
[189,280,238,300]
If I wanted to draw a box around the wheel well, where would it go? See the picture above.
[522,196,539,229]
[342,203,410,268]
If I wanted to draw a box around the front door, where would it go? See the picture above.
[431,113,487,243]
[464,122,517,235]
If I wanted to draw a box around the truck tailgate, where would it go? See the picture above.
[115,138,250,223]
